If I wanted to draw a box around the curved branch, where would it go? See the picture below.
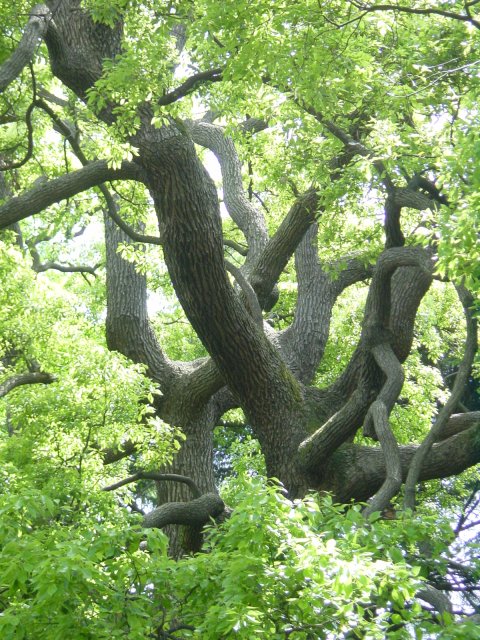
[362,400,402,517]
[225,259,263,326]
[298,248,434,475]
[223,237,248,256]
[187,120,269,270]
[157,68,223,106]
[102,471,202,498]
[0,101,35,171]
[404,288,478,510]
[249,188,319,308]
[440,411,480,440]
[362,342,404,515]
[0,5,51,93]
[104,213,176,390]
[0,371,55,398]
[0,160,144,229]
[102,471,225,530]
[34,98,161,247]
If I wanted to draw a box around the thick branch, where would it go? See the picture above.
[363,342,405,438]
[225,259,263,326]
[103,472,225,530]
[104,213,176,390]
[0,160,143,229]
[362,400,402,517]
[0,371,55,398]
[250,188,319,308]
[298,248,433,475]
[100,439,137,464]
[0,5,51,93]
[323,424,480,503]
[143,492,225,529]
[440,411,480,440]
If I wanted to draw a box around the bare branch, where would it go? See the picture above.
[0,371,55,398]
[362,344,404,516]
[225,259,263,326]
[102,471,225,529]
[323,424,480,503]
[223,237,248,256]
[34,260,101,276]
[250,188,319,308]
[187,119,269,270]
[362,399,402,517]
[438,411,480,441]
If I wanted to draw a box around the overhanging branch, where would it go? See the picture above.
[349,1,480,30]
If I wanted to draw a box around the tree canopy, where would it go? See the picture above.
[0,1,479,637]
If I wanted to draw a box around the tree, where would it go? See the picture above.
[0,0,479,635]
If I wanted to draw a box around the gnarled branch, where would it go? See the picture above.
[103,471,225,529]
[404,288,478,510]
